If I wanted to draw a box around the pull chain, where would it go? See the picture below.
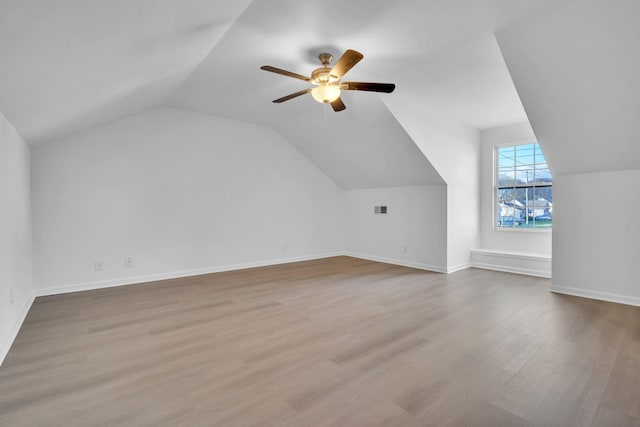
[324,102,328,132]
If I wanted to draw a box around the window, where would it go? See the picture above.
[495,142,552,229]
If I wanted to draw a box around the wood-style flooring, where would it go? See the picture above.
[1,256,639,426]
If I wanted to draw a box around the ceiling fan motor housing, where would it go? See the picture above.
[311,67,339,85]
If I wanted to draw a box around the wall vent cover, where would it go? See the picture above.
[374,205,388,214]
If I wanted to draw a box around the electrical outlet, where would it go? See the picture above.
[403,246,408,254]
[95,260,103,271]
[124,257,133,268]
[10,289,13,306]
[282,244,288,252]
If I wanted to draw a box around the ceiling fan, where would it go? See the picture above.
[260,49,395,112]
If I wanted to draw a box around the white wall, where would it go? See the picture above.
[382,98,480,271]
[0,112,34,365]
[497,0,639,287]
[551,170,640,306]
[479,122,552,255]
[471,122,552,277]
[345,185,447,272]
[32,107,345,293]
[446,182,479,272]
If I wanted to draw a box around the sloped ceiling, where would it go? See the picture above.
[171,0,563,187]
[1,0,571,187]
[273,96,442,189]
[172,0,560,129]
[496,0,640,175]
[0,0,252,144]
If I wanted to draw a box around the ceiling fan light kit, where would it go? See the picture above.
[261,49,395,112]
[311,85,341,103]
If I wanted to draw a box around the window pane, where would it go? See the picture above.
[497,168,515,186]
[498,146,515,168]
[497,188,515,203]
[494,142,552,230]
[534,187,552,204]
[535,168,552,185]
[534,144,548,164]
[513,187,528,203]
[535,161,548,169]
[524,187,536,210]
[527,189,543,224]
[517,188,535,228]
[515,166,535,185]
[533,208,552,228]
[533,188,552,228]
[516,144,535,166]
[497,189,524,228]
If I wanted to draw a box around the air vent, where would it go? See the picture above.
[374,205,388,214]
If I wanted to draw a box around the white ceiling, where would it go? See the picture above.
[0,0,252,144]
[172,0,564,130]
[170,0,565,188]
[497,0,640,175]
[273,95,445,188]
[1,0,587,187]
[0,0,565,147]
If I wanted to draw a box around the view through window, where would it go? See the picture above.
[496,142,552,229]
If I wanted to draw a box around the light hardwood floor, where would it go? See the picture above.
[1,256,639,426]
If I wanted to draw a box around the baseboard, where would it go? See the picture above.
[0,292,35,367]
[35,251,456,298]
[447,262,471,274]
[550,285,640,307]
[344,252,446,273]
[471,262,551,278]
[35,252,344,297]
[470,249,551,278]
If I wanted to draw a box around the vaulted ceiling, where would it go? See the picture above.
[497,0,640,175]
[0,0,253,144]
[8,0,634,188]
[0,0,562,142]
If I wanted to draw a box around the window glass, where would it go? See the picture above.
[495,142,552,229]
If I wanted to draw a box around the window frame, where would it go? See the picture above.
[493,139,552,233]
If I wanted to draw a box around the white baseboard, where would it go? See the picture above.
[344,252,447,273]
[36,251,458,299]
[470,249,551,278]
[447,262,471,274]
[1,292,35,367]
[35,252,344,297]
[34,251,480,299]
[550,285,640,307]
[471,262,551,278]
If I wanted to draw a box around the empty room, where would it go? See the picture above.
[1,0,639,425]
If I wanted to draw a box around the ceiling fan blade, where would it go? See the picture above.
[260,65,311,82]
[272,88,312,103]
[330,49,364,79]
[330,97,346,112]
[343,82,396,93]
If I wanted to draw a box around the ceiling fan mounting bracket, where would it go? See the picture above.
[318,53,333,66]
